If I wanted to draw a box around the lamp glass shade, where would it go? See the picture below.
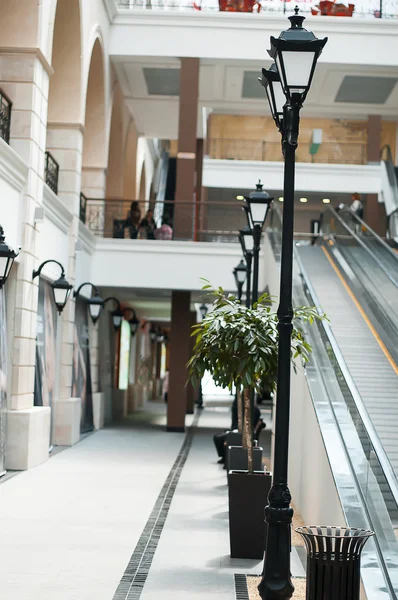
[243,206,254,231]
[0,227,18,287]
[260,65,285,127]
[52,276,72,314]
[276,51,316,94]
[244,233,254,253]
[0,256,11,285]
[250,202,271,226]
[89,303,101,320]
[88,294,104,324]
[112,314,122,330]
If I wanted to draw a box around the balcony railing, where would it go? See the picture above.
[207,138,367,165]
[0,89,12,145]
[44,151,59,195]
[116,0,398,18]
[80,192,87,224]
[85,198,248,242]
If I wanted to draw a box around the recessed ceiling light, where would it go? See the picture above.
[278,197,284,202]
[236,195,244,200]
[299,197,308,203]
[322,198,331,204]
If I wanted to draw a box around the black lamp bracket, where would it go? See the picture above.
[74,282,100,299]
[32,259,66,281]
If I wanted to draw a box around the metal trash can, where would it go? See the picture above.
[296,526,374,600]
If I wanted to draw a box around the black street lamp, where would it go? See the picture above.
[199,303,208,320]
[104,297,123,331]
[243,181,273,306]
[74,282,104,325]
[127,311,140,337]
[149,324,158,344]
[239,226,254,309]
[0,226,19,288]
[233,259,247,302]
[258,9,327,600]
[32,260,73,315]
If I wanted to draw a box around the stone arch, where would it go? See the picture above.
[47,0,82,123]
[82,38,107,169]
[1,1,39,48]
[106,82,128,199]
[139,164,147,201]
[123,121,138,200]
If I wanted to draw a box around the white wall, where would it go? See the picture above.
[35,186,72,281]
[75,221,97,296]
[110,12,398,67]
[136,137,156,200]
[91,239,264,292]
[264,232,345,527]
[203,158,382,195]
[0,138,28,251]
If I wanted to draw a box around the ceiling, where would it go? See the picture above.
[113,56,398,139]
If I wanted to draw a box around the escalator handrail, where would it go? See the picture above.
[338,206,398,264]
[381,144,394,163]
[294,244,398,512]
[324,206,398,288]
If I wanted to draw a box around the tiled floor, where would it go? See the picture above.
[0,402,303,600]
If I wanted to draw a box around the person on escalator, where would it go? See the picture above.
[350,192,364,219]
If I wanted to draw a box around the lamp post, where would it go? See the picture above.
[74,282,104,325]
[257,9,327,600]
[239,226,254,308]
[233,259,247,302]
[243,182,273,306]
[0,226,19,288]
[32,260,72,314]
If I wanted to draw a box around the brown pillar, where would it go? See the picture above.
[186,311,197,415]
[365,115,385,235]
[195,138,204,241]
[174,58,200,240]
[167,291,191,432]
[156,342,162,379]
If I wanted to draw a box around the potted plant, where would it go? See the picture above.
[188,284,321,559]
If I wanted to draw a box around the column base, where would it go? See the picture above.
[53,398,81,446]
[92,392,105,430]
[113,389,128,421]
[6,407,51,470]
[166,426,185,433]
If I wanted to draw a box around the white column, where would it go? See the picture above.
[0,52,51,469]
[46,123,84,445]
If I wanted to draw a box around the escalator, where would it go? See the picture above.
[381,145,398,245]
[268,205,398,599]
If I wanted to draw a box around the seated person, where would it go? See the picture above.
[213,404,265,465]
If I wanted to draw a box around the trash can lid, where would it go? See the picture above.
[295,526,374,539]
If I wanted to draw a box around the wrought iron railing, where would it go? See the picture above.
[0,89,12,144]
[116,0,398,18]
[80,192,87,224]
[44,151,59,195]
[207,138,367,165]
[85,198,247,242]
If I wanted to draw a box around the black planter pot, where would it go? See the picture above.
[228,470,272,559]
[228,445,263,472]
[225,431,242,471]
